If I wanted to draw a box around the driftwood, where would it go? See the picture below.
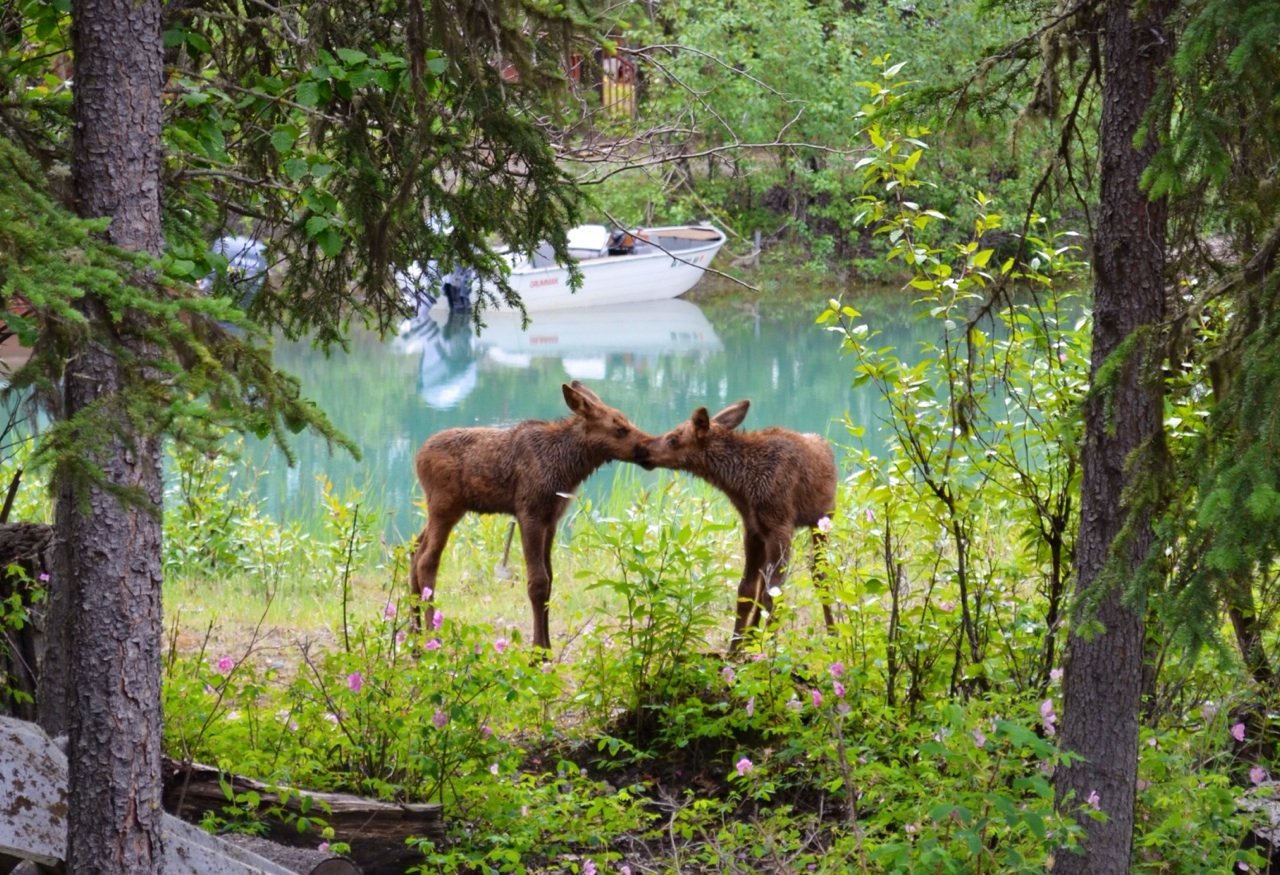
[0,522,52,721]
[0,715,355,875]
[163,758,443,875]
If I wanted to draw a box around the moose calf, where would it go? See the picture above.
[410,381,651,650]
[641,401,837,648]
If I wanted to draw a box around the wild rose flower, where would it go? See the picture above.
[424,638,442,651]
[1250,766,1268,785]
[1232,722,1247,743]
[494,637,509,654]
[347,671,363,692]
[735,757,753,776]
[1040,698,1057,736]
[215,656,234,675]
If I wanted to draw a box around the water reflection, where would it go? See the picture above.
[394,299,723,409]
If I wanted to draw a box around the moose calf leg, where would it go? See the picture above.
[519,521,555,651]
[411,511,461,630]
[730,535,769,650]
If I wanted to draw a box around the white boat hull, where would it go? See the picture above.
[439,223,727,313]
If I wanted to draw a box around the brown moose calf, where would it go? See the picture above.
[410,381,651,650]
[641,400,837,648]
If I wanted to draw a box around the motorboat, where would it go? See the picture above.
[399,222,727,314]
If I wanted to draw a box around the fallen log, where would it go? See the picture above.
[163,757,443,875]
[0,715,354,875]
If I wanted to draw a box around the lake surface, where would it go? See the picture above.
[239,286,926,540]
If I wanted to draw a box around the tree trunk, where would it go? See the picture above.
[1052,1,1172,872]
[56,0,168,871]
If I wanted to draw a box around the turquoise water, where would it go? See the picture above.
[239,289,927,540]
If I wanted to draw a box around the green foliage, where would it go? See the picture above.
[573,479,736,725]
[584,1,1054,268]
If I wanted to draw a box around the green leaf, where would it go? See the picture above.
[270,127,299,153]
[335,48,368,65]
[295,81,321,107]
[316,227,344,257]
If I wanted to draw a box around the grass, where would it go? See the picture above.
[161,469,822,662]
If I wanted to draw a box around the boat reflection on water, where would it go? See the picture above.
[394,298,723,409]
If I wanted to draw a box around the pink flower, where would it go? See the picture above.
[582,860,597,875]
[810,688,823,709]
[215,656,234,675]
[432,610,444,630]
[972,728,986,749]
[494,637,509,654]
[424,638,441,651]
[383,601,397,619]
[817,516,833,533]
[38,572,50,583]
[347,671,363,692]
[1040,698,1057,736]
[1250,766,1268,785]
[721,666,736,685]
[480,724,493,737]
[937,600,956,613]
[1232,722,1247,743]
[745,696,755,717]
[318,841,330,853]
[1050,667,1063,682]
[833,680,846,698]
[865,507,875,523]
[735,757,753,776]
[395,630,407,644]
[1086,789,1101,809]
[489,763,500,776]
[420,586,433,600]
[829,661,845,679]
[432,709,448,729]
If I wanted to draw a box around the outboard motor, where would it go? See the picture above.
[441,265,475,312]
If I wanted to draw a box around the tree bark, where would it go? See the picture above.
[57,0,167,871]
[1052,1,1172,872]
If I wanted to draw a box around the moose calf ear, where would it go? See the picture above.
[563,382,587,413]
[692,407,711,440]
[712,400,750,430]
